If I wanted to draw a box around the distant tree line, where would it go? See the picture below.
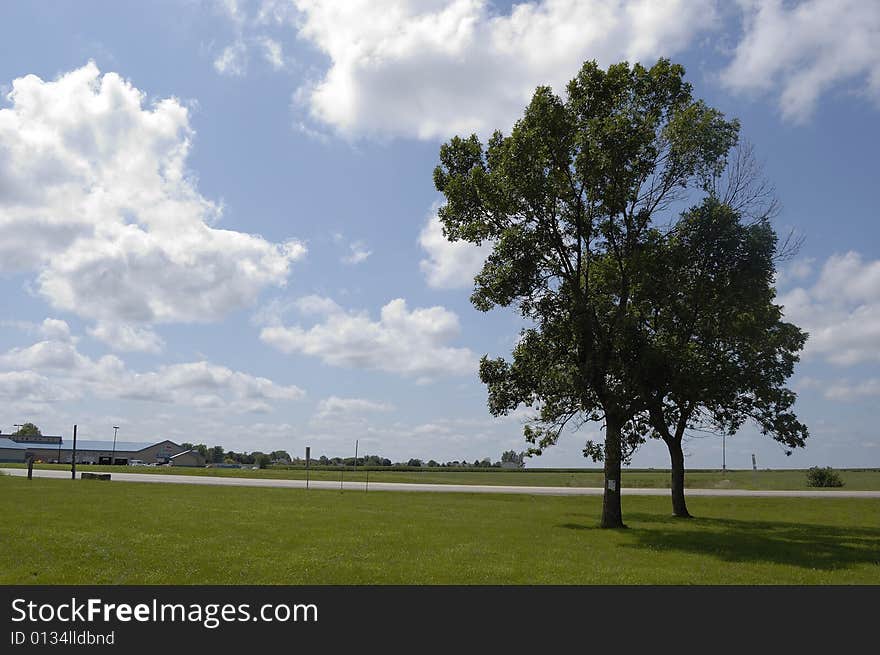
[177,443,528,469]
[286,449,527,469]
[179,443,292,469]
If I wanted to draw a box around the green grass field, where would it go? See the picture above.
[6,463,880,490]
[1,474,877,584]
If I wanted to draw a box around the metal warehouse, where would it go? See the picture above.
[0,436,189,465]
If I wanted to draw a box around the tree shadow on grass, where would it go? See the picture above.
[571,513,880,571]
[558,523,601,531]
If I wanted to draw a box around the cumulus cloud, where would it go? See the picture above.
[291,0,717,139]
[119,360,305,412]
[208,2,880,135]
[259,296,477,378]
[38,318,75,343]
[419,210,490,289]
[294,294,343,316]
[314,395,394,420]
[0,63,305,332]
[721,0,880,122]
[0,321,305,412]
[778,252,880,366]
[823,379,880,401]
[87,321,164,353]
[0,370,77,404]
[775,257,815,288]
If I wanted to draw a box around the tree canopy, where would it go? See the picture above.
[634,198,808,516]
[501,450,526,467]
[13,422,42,437]
[434,58,805,527]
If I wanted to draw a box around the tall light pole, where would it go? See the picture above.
[722,434,726,472]
[112,426,119,465]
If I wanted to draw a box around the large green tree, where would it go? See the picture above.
[435,59,738,528]
[634,198,808,517]
[12,422,42,437]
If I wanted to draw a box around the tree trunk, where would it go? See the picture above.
[667,437,692,518]
[601,413,626,529]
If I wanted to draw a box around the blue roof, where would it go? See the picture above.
[0,438,168,452]
[0,438,48,450]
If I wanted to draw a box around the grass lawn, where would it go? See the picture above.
[6,463,880,490]
[1,474,877,584]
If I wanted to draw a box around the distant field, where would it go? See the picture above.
[0,474,877,584]
[4,462,880,490]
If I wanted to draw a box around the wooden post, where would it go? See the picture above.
[71,424,77,480]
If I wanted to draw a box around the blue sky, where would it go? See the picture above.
[0,0,878,468]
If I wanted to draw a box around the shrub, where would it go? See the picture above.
[806,466,844,488]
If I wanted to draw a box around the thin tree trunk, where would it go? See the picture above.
[667,437,692,518]
[601,413,626,528]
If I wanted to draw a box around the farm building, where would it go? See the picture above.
[0,437,188,465]
[169,449,207,467]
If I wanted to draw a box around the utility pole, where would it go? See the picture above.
[71,424,77,480]
[722,434,726,472]
[111,426,119,465]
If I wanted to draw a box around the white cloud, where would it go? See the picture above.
[294,294,342,316]
[411,422,453,435]
[775,257,815,288]
[0,370,76,404]
[208,2,880,138]
[779,252,880,366]
[0,328,305,412]
[217,0,247,26]
[120,360,305,411]
[419,210,490,288]
[824,379,880,401]
[260,296,477,378]
[810,251,880,305]
[291,0,717,139]
[0,63,305,331]
[258,36,287,70]
[721,0,880,122]
[342,240,371,265]
[87,321,164,353]
[38,318,74,343]
[256,0,299,25]
[212,2,295,75]
[314,396,394,420]
[214,39,249,76]
[0,336,107,373]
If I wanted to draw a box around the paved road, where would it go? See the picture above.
[3,467,879,498]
